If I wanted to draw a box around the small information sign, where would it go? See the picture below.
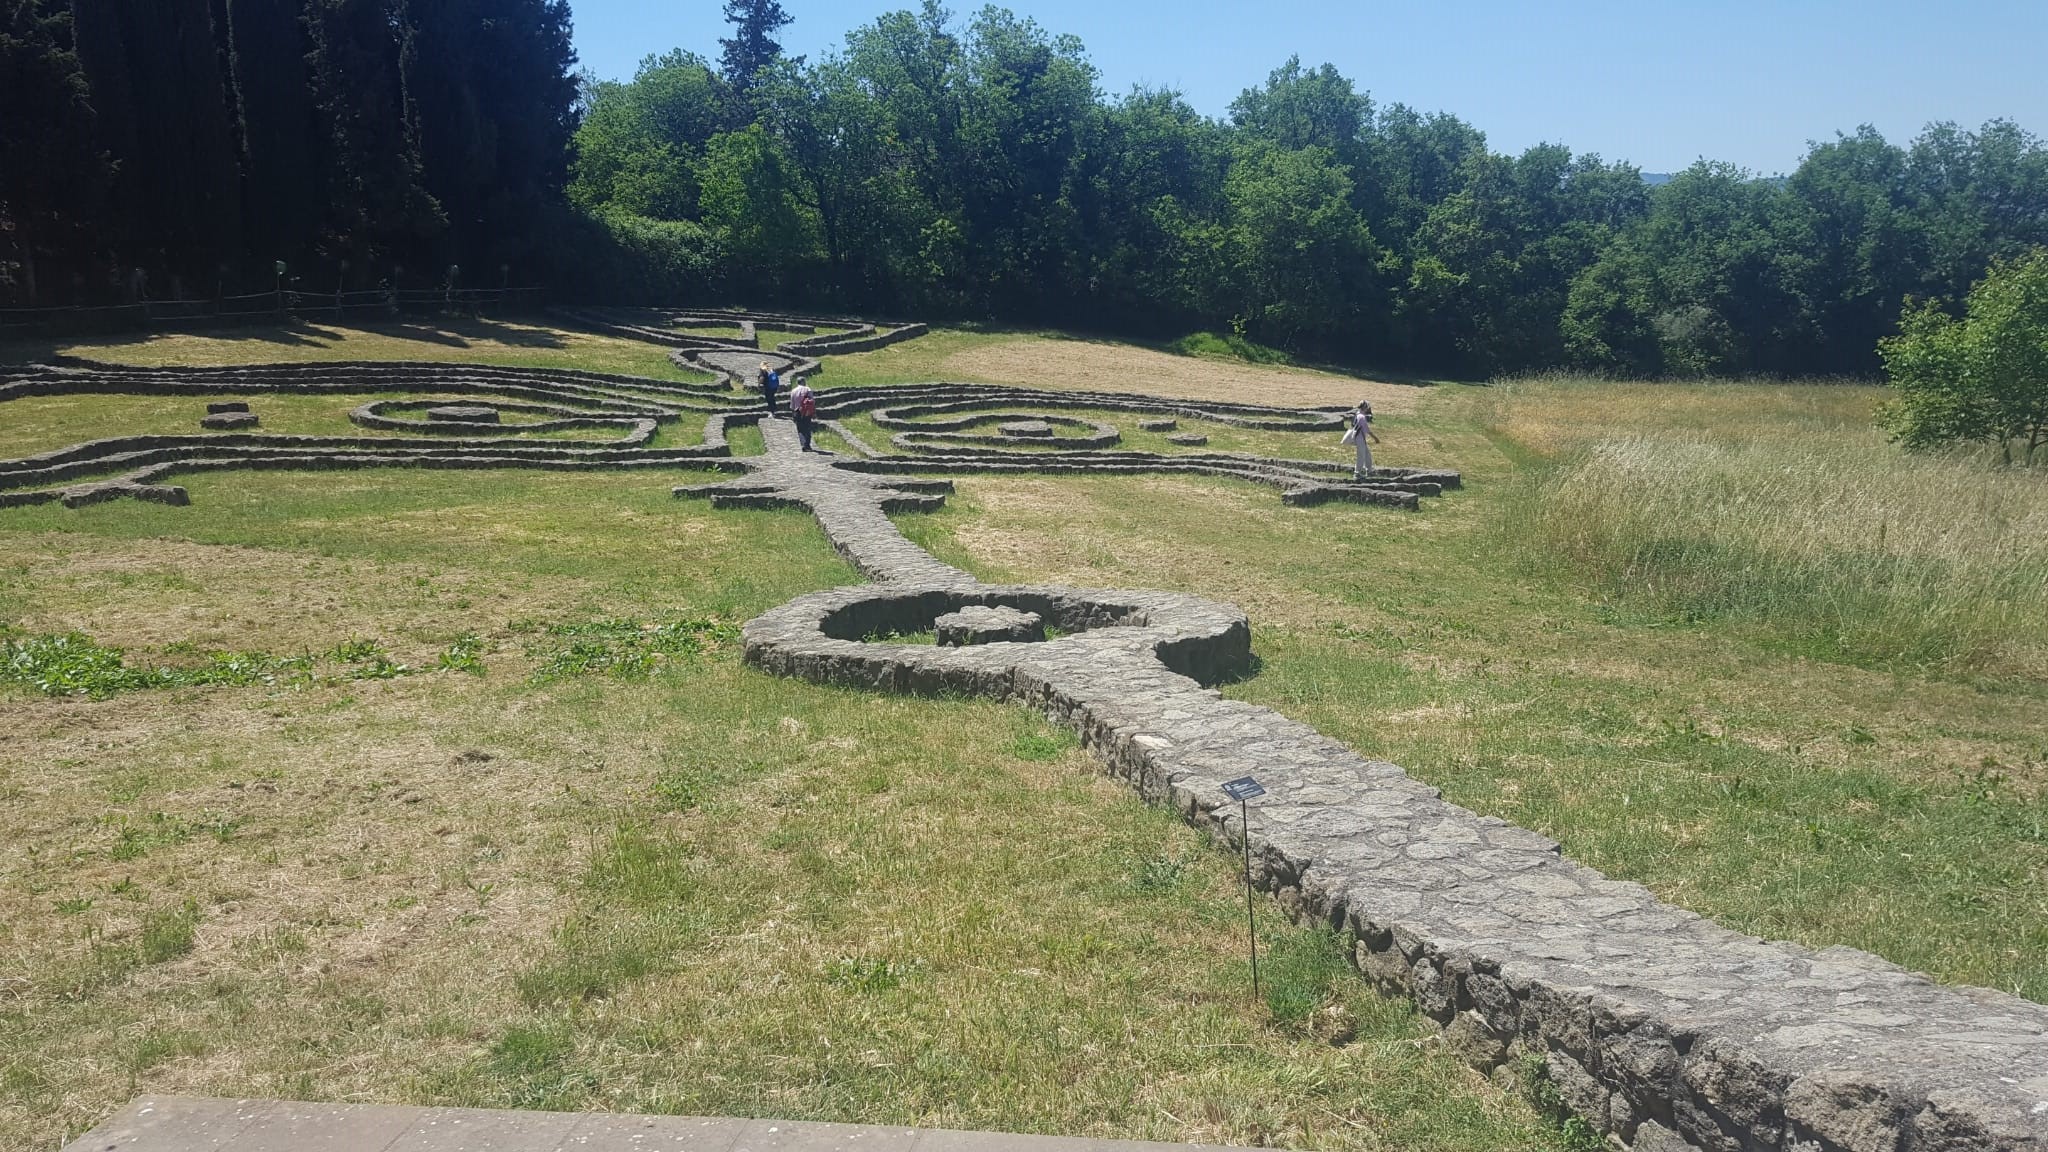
[1222,776,1266,801]
[1222,775,1266,995]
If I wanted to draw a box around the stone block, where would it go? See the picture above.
[935,606,1045,646]
[426,405,501,423]
[199,412,259,430]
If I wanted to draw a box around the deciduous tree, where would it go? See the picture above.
[1880,249,2048,464]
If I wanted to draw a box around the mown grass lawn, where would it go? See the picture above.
[0,323,1577,1152]
[3,319,2042,1151]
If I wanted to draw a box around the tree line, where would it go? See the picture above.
[2,0,575,305]
[566,1,2048,378]
[6,0,2046,380]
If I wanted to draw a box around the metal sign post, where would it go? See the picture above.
[1222,775,1267,997]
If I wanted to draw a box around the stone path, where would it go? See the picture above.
[65,1097,1256,1152]
[725,423,2048,1151]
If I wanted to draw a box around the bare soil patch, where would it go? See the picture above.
[941,338,1421,412]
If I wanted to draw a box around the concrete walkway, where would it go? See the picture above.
[66,1098,1262,1152]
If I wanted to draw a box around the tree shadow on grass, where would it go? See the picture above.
[373,317,570,349]
[0,315,571,366]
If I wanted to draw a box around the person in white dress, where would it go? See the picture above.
[1344,400,1382,480]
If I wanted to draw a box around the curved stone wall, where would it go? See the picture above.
[724,418,2048,1152]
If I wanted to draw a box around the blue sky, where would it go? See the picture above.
[567,1,2046,175]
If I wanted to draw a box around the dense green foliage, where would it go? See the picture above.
[7,0,2045,377]
[1881,250,2048,463]
[563,4,2048,377]
[3,0,577,303]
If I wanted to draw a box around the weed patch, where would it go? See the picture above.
[519,617,737,683]
[0,630,439,698]
[1170,330,1293,365]
[437,634,489,676]
[139,900,200,965]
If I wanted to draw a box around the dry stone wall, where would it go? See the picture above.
[728,413,2048,1152]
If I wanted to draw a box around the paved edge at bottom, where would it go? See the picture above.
[64,1097,1271,1152]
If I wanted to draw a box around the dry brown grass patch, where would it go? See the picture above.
[941,338,1421,412]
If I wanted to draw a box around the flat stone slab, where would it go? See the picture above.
[1165,433,1207,446]
[206,401,250,414]
[199,411,258,430]
[936,604,1046,646]
[1138,418,1177,432]
[997,420,1056,438]
[63,1097,1267,1152]
[425,404,500,423]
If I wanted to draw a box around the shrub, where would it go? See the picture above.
[1880,249,2048,465]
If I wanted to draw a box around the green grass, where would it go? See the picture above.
[1168,331,1294,366]
[1493,391,2048,674]
[518,616,740,683]
[892,373,2048,1004]
[8,322,2041,1148]
[808,326,1023,389]
[0,630,454,697]
[0,459,1565,1152]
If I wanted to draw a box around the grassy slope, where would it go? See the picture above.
[0,317,693,379]
[898,375,2048,1004]
[0,325,1569,1151]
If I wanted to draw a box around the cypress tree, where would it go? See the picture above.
[0,0,112,303]
[70,0,243,292]
[226,0,325,271]
[401,0,577,276]
[719,0,794,110]
[304,0,443,276]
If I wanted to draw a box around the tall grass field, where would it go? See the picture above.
[1494,376,2048,675]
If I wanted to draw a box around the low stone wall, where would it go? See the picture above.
[781,322,931,357]
[0,359,753,505]
[711,416,2048,1152]
[746,579,2048,1152]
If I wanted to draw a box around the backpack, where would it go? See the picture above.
[795,388,816,417]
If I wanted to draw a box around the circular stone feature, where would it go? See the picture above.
[934,605,1046,647]
[1139,418,1177,432]
[997,420,1056,438]
[426,405,501,424]
[206,401,250,415]
[200,411,259,430]
[1167,432,1208,446]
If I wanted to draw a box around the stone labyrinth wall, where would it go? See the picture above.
[5,313,2045,1151]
